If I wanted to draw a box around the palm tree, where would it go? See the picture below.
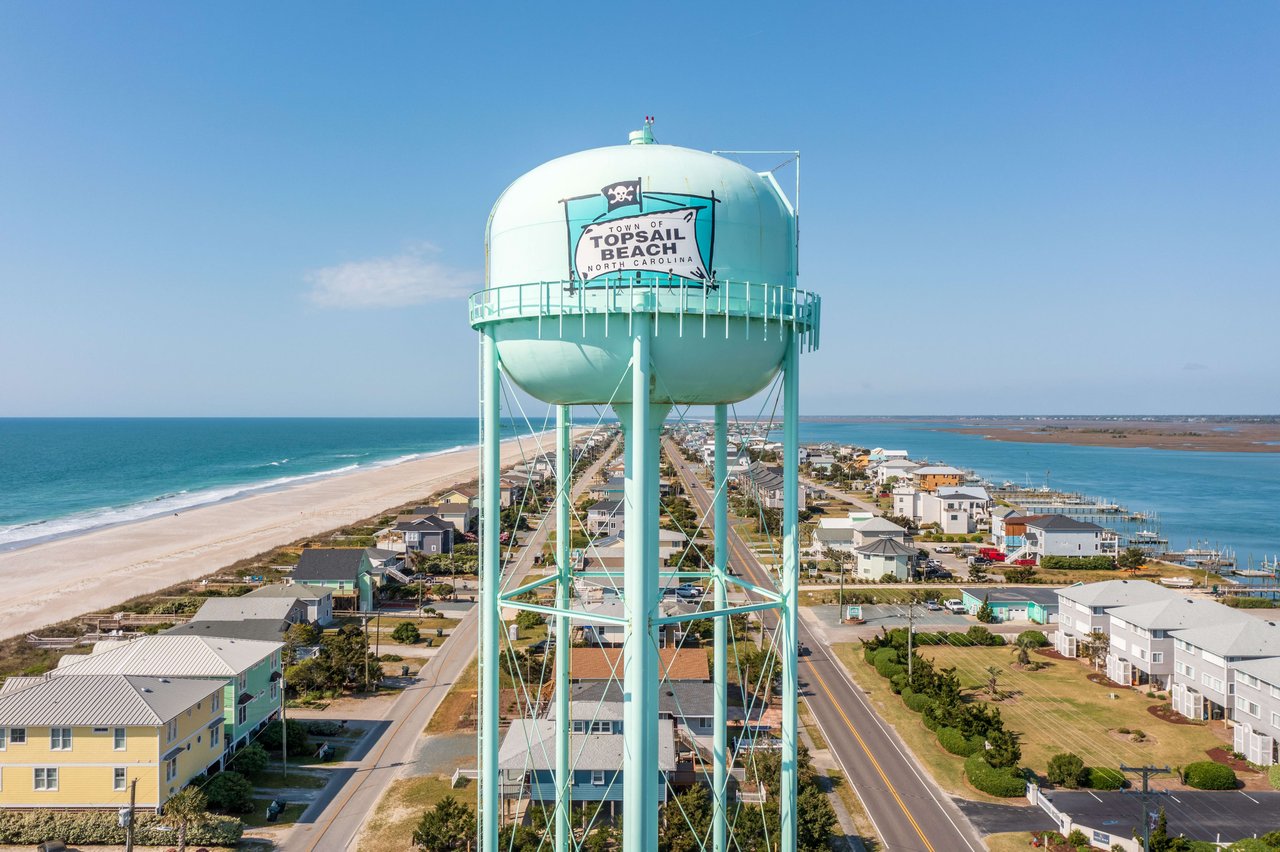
[163,785,209,852]
[985,665,1002,698]
[1013,634,1035,667]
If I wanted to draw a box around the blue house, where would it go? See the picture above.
[497,718,676,809]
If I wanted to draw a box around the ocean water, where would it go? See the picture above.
[787,420,1280,569]
[0,418,542,550]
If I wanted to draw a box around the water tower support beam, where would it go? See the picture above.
[555,404,572,852]
[781,332,800,852]
[621,328,660,852]
[479,330,501,852]
[713,403,729,852]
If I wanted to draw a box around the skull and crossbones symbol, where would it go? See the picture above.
[606,184,634,204]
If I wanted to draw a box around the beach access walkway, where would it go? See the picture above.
[280,434,618,852]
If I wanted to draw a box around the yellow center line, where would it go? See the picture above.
[670,449,937,852]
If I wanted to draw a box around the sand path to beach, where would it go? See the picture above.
[0,434,566,641]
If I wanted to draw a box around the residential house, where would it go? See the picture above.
[1170,619,1280,723]
[809,512,876,555]
[867,448,910,463]
[1000,514,1107,562]
[569,647,710,682]
[911,465,966,492]
[384,515,454,555]
[959,587,1060,624]
[1105,596,1238,689]
[551,681,755,745]
[854,537,917,582]
[50,635,283,754]
[1231,657,1280,766]
[586,500,624,535]
[735,461,807,511]
[189,596,309,626]
[291,548,381,612]
[807,453,837,474]
[0,674,225,810]
[497,719,676,809]
[242,584,334,626]
[871,458,918,487]
[1053,580,1176,657]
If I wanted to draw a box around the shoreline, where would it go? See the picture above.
[938,424,1280,453]
[0,444,474,554]
[0,433,555,642]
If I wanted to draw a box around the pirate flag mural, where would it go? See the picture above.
[561,178,717,289]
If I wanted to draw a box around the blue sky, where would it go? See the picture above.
[0,2,1276,417]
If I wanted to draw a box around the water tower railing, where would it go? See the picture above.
[469,279,820,350]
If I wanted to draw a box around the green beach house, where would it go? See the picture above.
[290,547,388,612]
[959,587,1059,624]
[51,634,284,762]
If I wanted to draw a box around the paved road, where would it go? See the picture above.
[1049,789,1280,844]
[670,442,986,852]
[283,436,617,851]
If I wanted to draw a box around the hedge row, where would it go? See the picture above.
[1039,555,1117,571]
[0,810,243,845]
[1087,767,1125,790]
[937,727,983,757]
[963,752,1027,797]
[1183,760,1238,790]
[904,691,934,713]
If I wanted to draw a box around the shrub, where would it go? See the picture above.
[875,658,905,679]
[1183,760,1237,790]
[937,727,981,757]
[1002,566,1037,583]
[205,770,255,813]
[963,752,1026,797]
[1086,767,1125,790]
[0,810,242,845]
[1016,630,1049,648]
[228,742,269,776]
[1046,752,1087,788]
[258,719,312,757]
[889,673,908,694]
[872,647,901,666]
[515,609,545,631]
[1066,828,1090,848]
[1269,764,1280,790]
[961,625,1006,646]
[381,653,404,662]
[391,621,421,644]
[904,692,934,713]
[1117,727,1131,735]
[1224,596,1277,609]
[1040,555,1117,571]
[1130,729,1146,742]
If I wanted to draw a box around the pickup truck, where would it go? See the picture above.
[944,599,967,614]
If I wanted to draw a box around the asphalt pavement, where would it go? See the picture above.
[670,442,987,852]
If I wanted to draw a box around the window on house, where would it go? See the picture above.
[9,728,24,745]
[114,767,127,791]
[50,728,72,750]
[589,721,611,734]
[0,728,6,750]
[34,767,58,790]
[270,682,278,701]
[237,705,247,725]
[591,770,606,785]
[167,719,178,742]
[1151,652,1164,663]
[1235,697,1261,718]
[212,692,221,713]
[114,728,126,750]
[166,758,177,782]
[1272,712,1280,728]
[211,725,221,748]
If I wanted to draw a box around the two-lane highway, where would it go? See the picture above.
[665,438,985,851]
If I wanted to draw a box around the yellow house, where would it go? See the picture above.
[0,674,223,810]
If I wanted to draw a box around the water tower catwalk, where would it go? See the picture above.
[470,122,820,852]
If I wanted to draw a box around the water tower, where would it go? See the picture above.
[470,121,820,852]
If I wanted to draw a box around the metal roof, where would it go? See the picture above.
[1056,580,1177,608]
[960,587,1061,607]
[0,674,221,727]
[52,634,280,677]
[192,596,302,622]
[244,584,331,602]
[163,619,291,643]
[1108,596,1239,631]
[1172,618,1280,658]
[498,719,676,771]
[550,681,750,721]
[855,537,917,557]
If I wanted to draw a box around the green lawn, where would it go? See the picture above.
[832,641,1227,797]
[251,769,329,789]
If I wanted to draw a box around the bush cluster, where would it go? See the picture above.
[0,810,242,845]
[937,727,982,757]
[963,752,1026,797]
[1016,630,1049,648]
[903,691,934,713]
[1039,555,1117,571]
[1183,761,1238,790]
[1087,767,1125,790]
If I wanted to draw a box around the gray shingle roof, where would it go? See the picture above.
[1172,618,1280,658]
[162,619,292,642]
[393,516,453,533]
[960,587,1060,606]
[855,538,917,557]
[244,584,331,602]
[0,674,221,726]
[1025,515,1105,532]
[192,597,302,622]
[498,719,676,771]
[292,548,368,582]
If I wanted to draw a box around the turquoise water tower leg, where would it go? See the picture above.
[713,404,729,852]
[620,328,659,852]
[555,405,572,852]
[781,332,799,852]
[480,331,501,852]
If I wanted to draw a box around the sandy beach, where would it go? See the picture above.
[0,435,556,641]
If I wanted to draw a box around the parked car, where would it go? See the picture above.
[797,642,811,657]
[924,600,943,611]
[934,545,952,554]
[675,583,704,599]
[529,637,556,654]
[944,599,967,614]
[925,567,954,580]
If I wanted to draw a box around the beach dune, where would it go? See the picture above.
[0,437,547,641]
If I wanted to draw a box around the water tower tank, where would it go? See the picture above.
[473,128,816,406]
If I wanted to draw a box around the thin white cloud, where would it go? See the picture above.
[305,243,475,308]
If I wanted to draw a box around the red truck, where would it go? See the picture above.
[977,547,1007,562]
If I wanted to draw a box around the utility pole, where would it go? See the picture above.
[1120,764,1170,851]
[905,597,918,680]
[363,614,370,693]
[281,676,288,786]
[124,777,137,852]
